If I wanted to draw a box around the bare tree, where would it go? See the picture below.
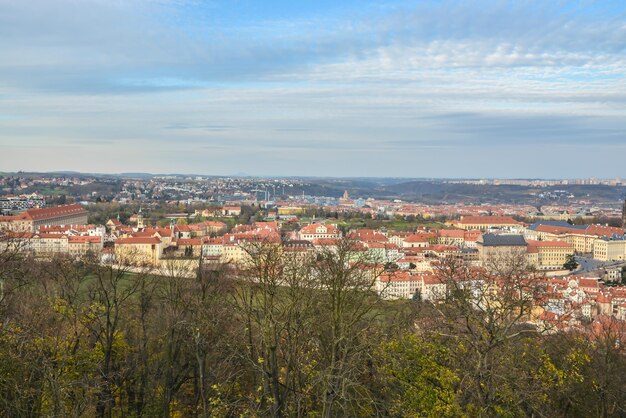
[231,240,320,417]
[582,317,626,417]
[188,260,240,417]
[312,238,386,418]
[151,258,198,417]
[426,252,548,415]
[0,234,35,319]
[86,249,152,418]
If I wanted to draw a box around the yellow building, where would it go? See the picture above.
[282,240,316,263]
[221,240,281,265]
[565,233,596,253]
[30,234,69,256]
[170,238,203,257]
[220,237,283,266]
[277,206,305,216]
[448,216,522,231]
[128,227,173,247]
[68,236,103,257]
[593,239,626,261]
[526,240,574,270]
[105,218,123,232]
[222,241,250,264]
[115,236,163,266]
[533,224,626,254]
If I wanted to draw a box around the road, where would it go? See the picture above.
[575,255,626,274]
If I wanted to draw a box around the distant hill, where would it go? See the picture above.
[119,172,155,179]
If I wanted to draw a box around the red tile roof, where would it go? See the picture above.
[349,229,389,242]
[254,221,280,231]
[23,204,87,221]
[438,229,465,238]
[203,221,227,228]
[300,223,339,234]
[585,224,625,237]
[133,227,171,238]
[116,237,161,245]
[429,245,461,252]
[378,271,415,282]
[527,239,573,248]
[457,216,521,225]
[464,231,482,241]
[312,238,340,246]
[578,278,600,290]
[35,233,68,239]
[535,225,581,235]
[175,238,202,246]
[68,236,102,243]
[404,234,431,243]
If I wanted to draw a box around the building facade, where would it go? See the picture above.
[593,238,626,261]
[476,234,528,268]
[0,204,88,233]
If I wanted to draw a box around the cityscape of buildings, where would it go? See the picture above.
[2,172,626,334]
[2,1,625,414]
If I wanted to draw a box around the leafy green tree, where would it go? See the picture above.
[563,254,578,271]
[384,262,398,270]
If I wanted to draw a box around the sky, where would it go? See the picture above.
[0,0,625,178]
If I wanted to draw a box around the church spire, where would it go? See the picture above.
[137,206,145,229]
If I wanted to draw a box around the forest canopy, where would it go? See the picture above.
[0,239,624,417]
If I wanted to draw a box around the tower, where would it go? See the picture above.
[622,197,626,228]
[137,207,145,229]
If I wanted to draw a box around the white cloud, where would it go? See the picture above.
[0,0,625,177]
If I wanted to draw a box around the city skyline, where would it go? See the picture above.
[3,170,626,183]
[1,0,625,177]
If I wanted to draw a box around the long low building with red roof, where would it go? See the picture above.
[447,215,524,231]
[0,232,103,258]
[0,204,88,233]
[530,221,626,254]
